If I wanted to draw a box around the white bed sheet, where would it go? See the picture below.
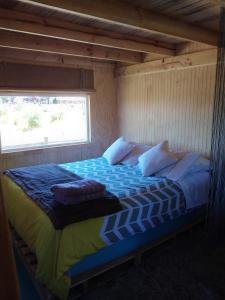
[178,171,210,209]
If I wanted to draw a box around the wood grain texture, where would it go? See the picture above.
[1,0,219,42]
[0,61,118,172]
[0,8,174,56]
[0,47,115,68]
[176,41,216,55]
[117,49,217,76]
[17,0,218,45]
[117,64,216,156]
[0,30,143,64]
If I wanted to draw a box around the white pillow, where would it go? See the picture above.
[138,141,177,176]
[103,137,134,165]
[120,143,151,166]
[166,152,201,181]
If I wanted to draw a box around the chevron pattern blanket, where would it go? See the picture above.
[61,157,186,245]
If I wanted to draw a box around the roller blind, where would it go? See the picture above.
[0,62,94,91]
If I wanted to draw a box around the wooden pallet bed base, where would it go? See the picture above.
[11,217,204,300]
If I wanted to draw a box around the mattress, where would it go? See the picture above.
[2,157,209,299]
[68,206,205,278]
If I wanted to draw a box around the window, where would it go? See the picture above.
[0,94,90,152]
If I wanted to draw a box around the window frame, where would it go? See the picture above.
[0,91,91,154]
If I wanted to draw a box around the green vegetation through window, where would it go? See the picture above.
[0,95,90,152]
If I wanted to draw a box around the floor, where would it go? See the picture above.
[16,226,225,300]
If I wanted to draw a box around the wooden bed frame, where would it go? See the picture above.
[12,217,204,300]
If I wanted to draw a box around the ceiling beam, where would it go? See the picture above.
[18,0,218,46]
[117,49,217,77]
[0,8,174,56]
[0,30,143,63]
[0,8,173,50]
[0,48,116,68]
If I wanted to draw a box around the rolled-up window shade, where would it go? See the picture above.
[0,62,94,91]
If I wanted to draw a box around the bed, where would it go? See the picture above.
[2,156,209,300]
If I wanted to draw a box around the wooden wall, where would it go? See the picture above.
[0,60,118,172]
[117,64,216,156]
[0,45,217,172]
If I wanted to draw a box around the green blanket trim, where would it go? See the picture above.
[2,175,106,299]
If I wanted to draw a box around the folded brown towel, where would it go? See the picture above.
[51,178,106,205]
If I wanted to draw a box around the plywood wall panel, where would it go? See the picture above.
[0,62,118,172]
[117,65,215,156]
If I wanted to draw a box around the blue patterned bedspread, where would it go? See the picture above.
[60,157,186,245]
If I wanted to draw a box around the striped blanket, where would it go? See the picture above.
[61,157,186,245]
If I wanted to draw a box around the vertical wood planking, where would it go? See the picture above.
[117,65,216,156]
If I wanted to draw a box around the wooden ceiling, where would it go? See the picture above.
[0,0,222,65]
